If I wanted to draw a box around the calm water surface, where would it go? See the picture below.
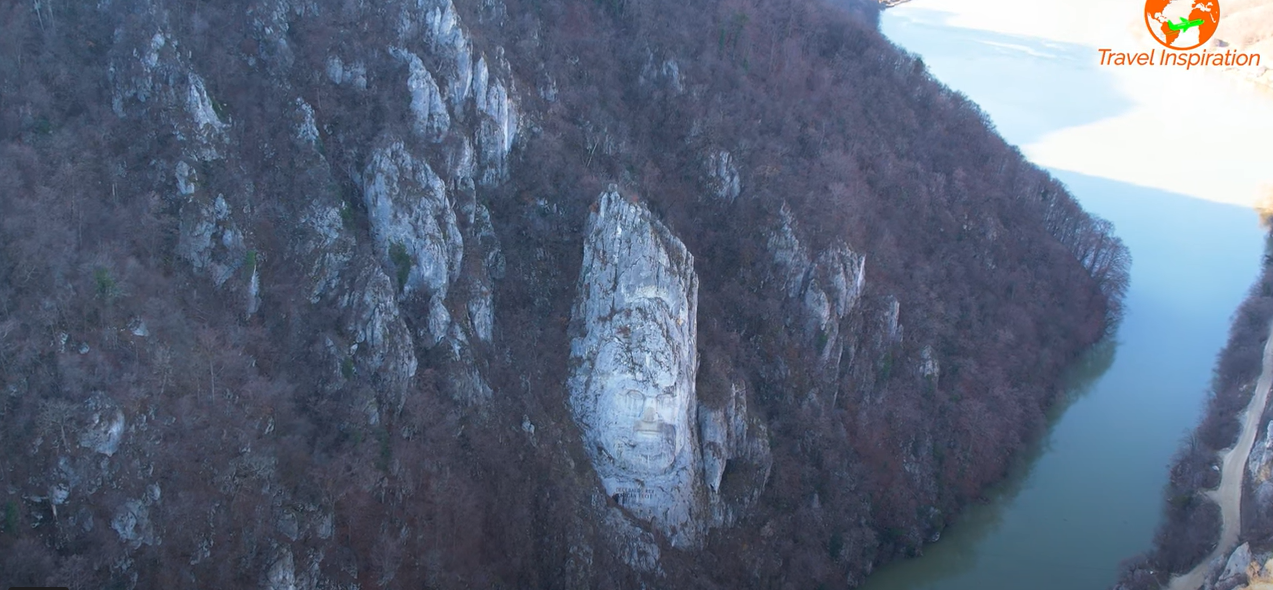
[863,6,1268,590]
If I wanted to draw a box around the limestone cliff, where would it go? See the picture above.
[568,188,706,547]
[0,0,1129,587]
[768,203,867,369]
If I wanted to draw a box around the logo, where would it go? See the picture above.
[1097,0,1260,69]
[1144,0,1220,51]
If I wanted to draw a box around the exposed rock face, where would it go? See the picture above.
[423,0,475,111]
[79,393,126,457]
[473,53,519,186]
[919,345,939,381]
[1222,542,1253,583]
[568,188,704,547]
[177,195,248,288]
[362,138,464,302]
[639,51,685,94]
[325,55,367,89]
[1248,420,1273,484]
[339,265,420,410]
[1246,417,1273,550]
[697,376,772,526]
[706,150,741,203]
[883,294,903,344]
[768,203,867,366]
[111,498,157,549]
[266,548,298,590]
[394,49,451,141]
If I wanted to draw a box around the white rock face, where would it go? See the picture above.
[883,294,903,344]
[804,246,865,335]
[768,203,866,364]
[568,189,704,547]
[394,50,450,141]
[424,0,474,112]
[362,139,464,301]
[1220,542,1252,582]
[424,295,452,348]
[181,73,228,160]
[639,52,685,93]
[339,265,419,406]
[247,264,261,316]
[300,201,356,304]
[706,150,741,202]
[266,548,298,590]
[1248,420,1273,482]
[177,194,247,288]
[468,283,494,343]
[176,160,197,195]
[185,73,225,134]
[326,55,367,89]
[769,204,812,298]
[919,345,939,380]
[79,394,125,457]
[111,499,156,548]
[473,55,519,186]
[698,381,769,500]
[294,98,319,146]
[695,357,773,528]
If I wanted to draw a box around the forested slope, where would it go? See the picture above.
[0,0,1126,587]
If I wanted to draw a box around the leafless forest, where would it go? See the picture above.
[0,0,1128,587]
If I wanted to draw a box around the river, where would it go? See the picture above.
[861,4,1271,590]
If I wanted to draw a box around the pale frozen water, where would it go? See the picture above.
[861,3,1271,589]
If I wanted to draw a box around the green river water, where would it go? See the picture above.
[862,6,1268,590]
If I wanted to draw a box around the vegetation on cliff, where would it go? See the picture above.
[0,0,1126,587]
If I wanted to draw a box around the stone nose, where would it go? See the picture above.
[640,397,658,422]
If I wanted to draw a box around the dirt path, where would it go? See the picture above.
[1166,321,1273,590]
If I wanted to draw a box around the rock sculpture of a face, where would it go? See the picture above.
[568,189,703,547]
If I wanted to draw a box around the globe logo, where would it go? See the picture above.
[1145,0,1221,50]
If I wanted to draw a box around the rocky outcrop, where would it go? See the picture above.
[362,138,464,303]
[393,49,451,141]
[473,52,519,186]
[567,189,773,556]
[568,188,705,548]
[325,55,367,89]
[266,548,297,590]
[77,393,126,457]
[112,498,158,549]
[768,203,867,366]
[1248,421,1273,487]
[919,345,939,381]
[706,150,741,203]
[883,294,903,344]
[697,376,772,527]
[109,25,230,161]
[338,265,420,413]
[177,194,248,288]
[639,50,685,94]
[423,0,475,112]
[1198,541,1273,590]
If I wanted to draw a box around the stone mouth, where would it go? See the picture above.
[633,422,674,438]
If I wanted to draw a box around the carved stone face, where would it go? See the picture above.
[586,310,693,474]
[567,190,703,546]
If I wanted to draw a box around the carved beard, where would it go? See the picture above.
[619,421,678,472]
[590,388,684,475]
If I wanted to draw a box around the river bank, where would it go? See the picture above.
[865,2,1271,588]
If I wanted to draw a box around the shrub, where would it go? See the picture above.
[389,242,411,291]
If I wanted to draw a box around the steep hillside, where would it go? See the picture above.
[0,0,1127,587]
[1116,232,1273,590]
